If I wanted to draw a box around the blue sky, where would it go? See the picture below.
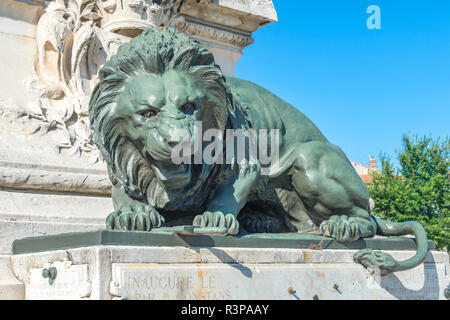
[235,0,450,168]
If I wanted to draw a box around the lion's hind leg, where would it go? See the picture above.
[290,141,377,241]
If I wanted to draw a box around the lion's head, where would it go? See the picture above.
[89,27,242,207]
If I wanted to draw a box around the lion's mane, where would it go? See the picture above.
[89,27,247,209]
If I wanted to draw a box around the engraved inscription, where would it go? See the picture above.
[117,268,232,300]
[110,263,446,300]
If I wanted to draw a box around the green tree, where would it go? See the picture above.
[367,134,449,250]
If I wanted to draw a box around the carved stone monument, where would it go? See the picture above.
[0,0,449,300]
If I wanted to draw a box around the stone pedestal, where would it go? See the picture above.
[9,230,450,300]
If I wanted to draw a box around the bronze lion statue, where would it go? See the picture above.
[89,27,428,275]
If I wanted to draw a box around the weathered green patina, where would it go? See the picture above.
[88,27,429,275]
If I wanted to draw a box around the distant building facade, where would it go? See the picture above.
[350,156,379,183]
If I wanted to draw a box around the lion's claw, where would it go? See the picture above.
[106,205,164,231]
[319,215,359,242]
[193,211,239,235]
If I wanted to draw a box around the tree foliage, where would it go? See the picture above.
[367,134,449,250]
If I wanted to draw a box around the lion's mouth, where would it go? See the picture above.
[150,161,191,190]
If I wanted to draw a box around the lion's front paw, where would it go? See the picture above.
[319,215,359,242]
[106,205,165,231]
[192,211,239,235]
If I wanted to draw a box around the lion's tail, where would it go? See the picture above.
[353,216,429,275]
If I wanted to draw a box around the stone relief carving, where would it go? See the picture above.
[8,0,103,163]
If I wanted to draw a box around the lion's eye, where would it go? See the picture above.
[139,108,158,119]
[180,102,195,113]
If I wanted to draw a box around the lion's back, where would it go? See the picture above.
[225,76,328,145]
